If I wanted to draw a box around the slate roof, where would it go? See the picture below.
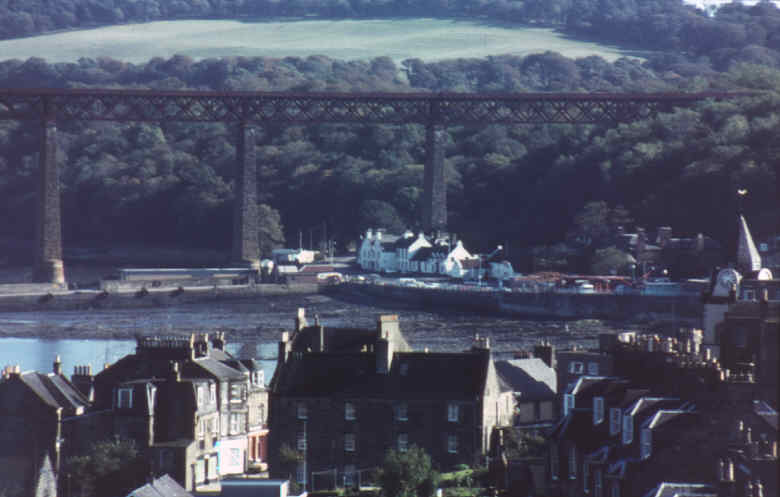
[550,408,604,451]
[494,358,556,399]
[410,245,448,261]
[127,474,193,497]
[220,479,288,497]
[189,357,246,381]
[19,371,89,413]
[291,326,390,353]
[272,351,490,400]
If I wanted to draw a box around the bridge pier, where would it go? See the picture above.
[422,122,447,233]
[33,117,65,285]
[232,123,260,271]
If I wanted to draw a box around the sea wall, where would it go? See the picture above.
[332,283,703,323]
[0,283,319,312]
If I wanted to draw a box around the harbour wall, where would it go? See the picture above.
[0,283,319,312]
[331,283,704,324]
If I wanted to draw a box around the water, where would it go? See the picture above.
[0,18,637,64]
[0,293,638,381]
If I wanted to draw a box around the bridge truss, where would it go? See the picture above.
[0,89,752,284]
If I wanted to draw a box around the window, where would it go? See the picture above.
[593,397,605,425]
[447,435,458,454]
[344,433,356,452]
[583,462,590,493]
[611,481,620,497]
[398,433,408,452]
[296,462,305,484]
[550,445,559,480]
[587,362,599,375]
[297,402,308,420]
[594,469,603,497]
[210,418,218,436]
[563,394,575,416]
[448,403,459,422]
[117,387,133,409]
[396,403,408,421]
[569,362,584,374]
[197,385,205,407]
[622,413,633,445]
[568,446,577,479]
[209,383,216,403]
[345,402,356,420]
[296,431,307,451]
[609,408,622,436]
[230,383,243,403]
[197,419,205,439]
[230,413,242,434]
[344,465,356,487]
[640,428,652,460]
[400,363,409,376]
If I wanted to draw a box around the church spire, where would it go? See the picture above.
[737,214,762,275]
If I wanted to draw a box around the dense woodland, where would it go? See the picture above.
[0,1,779,274]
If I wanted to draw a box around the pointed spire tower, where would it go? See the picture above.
[736,215,762,275]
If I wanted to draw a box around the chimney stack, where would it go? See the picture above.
[295,308,308,332]
[53,355,62,376]
[278,332,291,365]
[376,315,399,374]
[71,365,94,402]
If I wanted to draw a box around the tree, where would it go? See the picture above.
[258,203,285,258]
[63,438,146,497]
[591,246,635,275]
[378,446,439,497]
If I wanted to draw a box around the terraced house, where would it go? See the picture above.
[267,310,514,489]
[92,332,269,492]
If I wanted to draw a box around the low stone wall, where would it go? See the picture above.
[331,283,704,323]
[0,283,319,312]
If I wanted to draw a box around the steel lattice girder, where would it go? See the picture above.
[0,89,755,125]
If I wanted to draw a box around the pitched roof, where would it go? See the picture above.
[127,474,193,497]
[643,482,716,497]
[19,371,90,412]
[272,351,490,400]
[495,358,556,399]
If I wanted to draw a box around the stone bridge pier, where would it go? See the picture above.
[33,117,65,285]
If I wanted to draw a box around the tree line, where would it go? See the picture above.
[0,53,777,274]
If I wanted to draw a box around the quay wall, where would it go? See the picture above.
[331,283,704,323]
[0,283,319,312]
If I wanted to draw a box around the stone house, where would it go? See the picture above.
[267,310,514,489]
[495,358,557,432]
[546,329,778,497]
[91,333,268,492]
[0,358,96,497]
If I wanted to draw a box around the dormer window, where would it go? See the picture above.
[640,428,652,459]
[117,387,133,409]
[593,397,605,425]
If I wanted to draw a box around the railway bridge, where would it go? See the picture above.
[0,89,751,284]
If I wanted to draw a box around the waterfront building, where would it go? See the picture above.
[267,309,514,489]
[91,332,268,492]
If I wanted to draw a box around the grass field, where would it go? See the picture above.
[0,18,638,64]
